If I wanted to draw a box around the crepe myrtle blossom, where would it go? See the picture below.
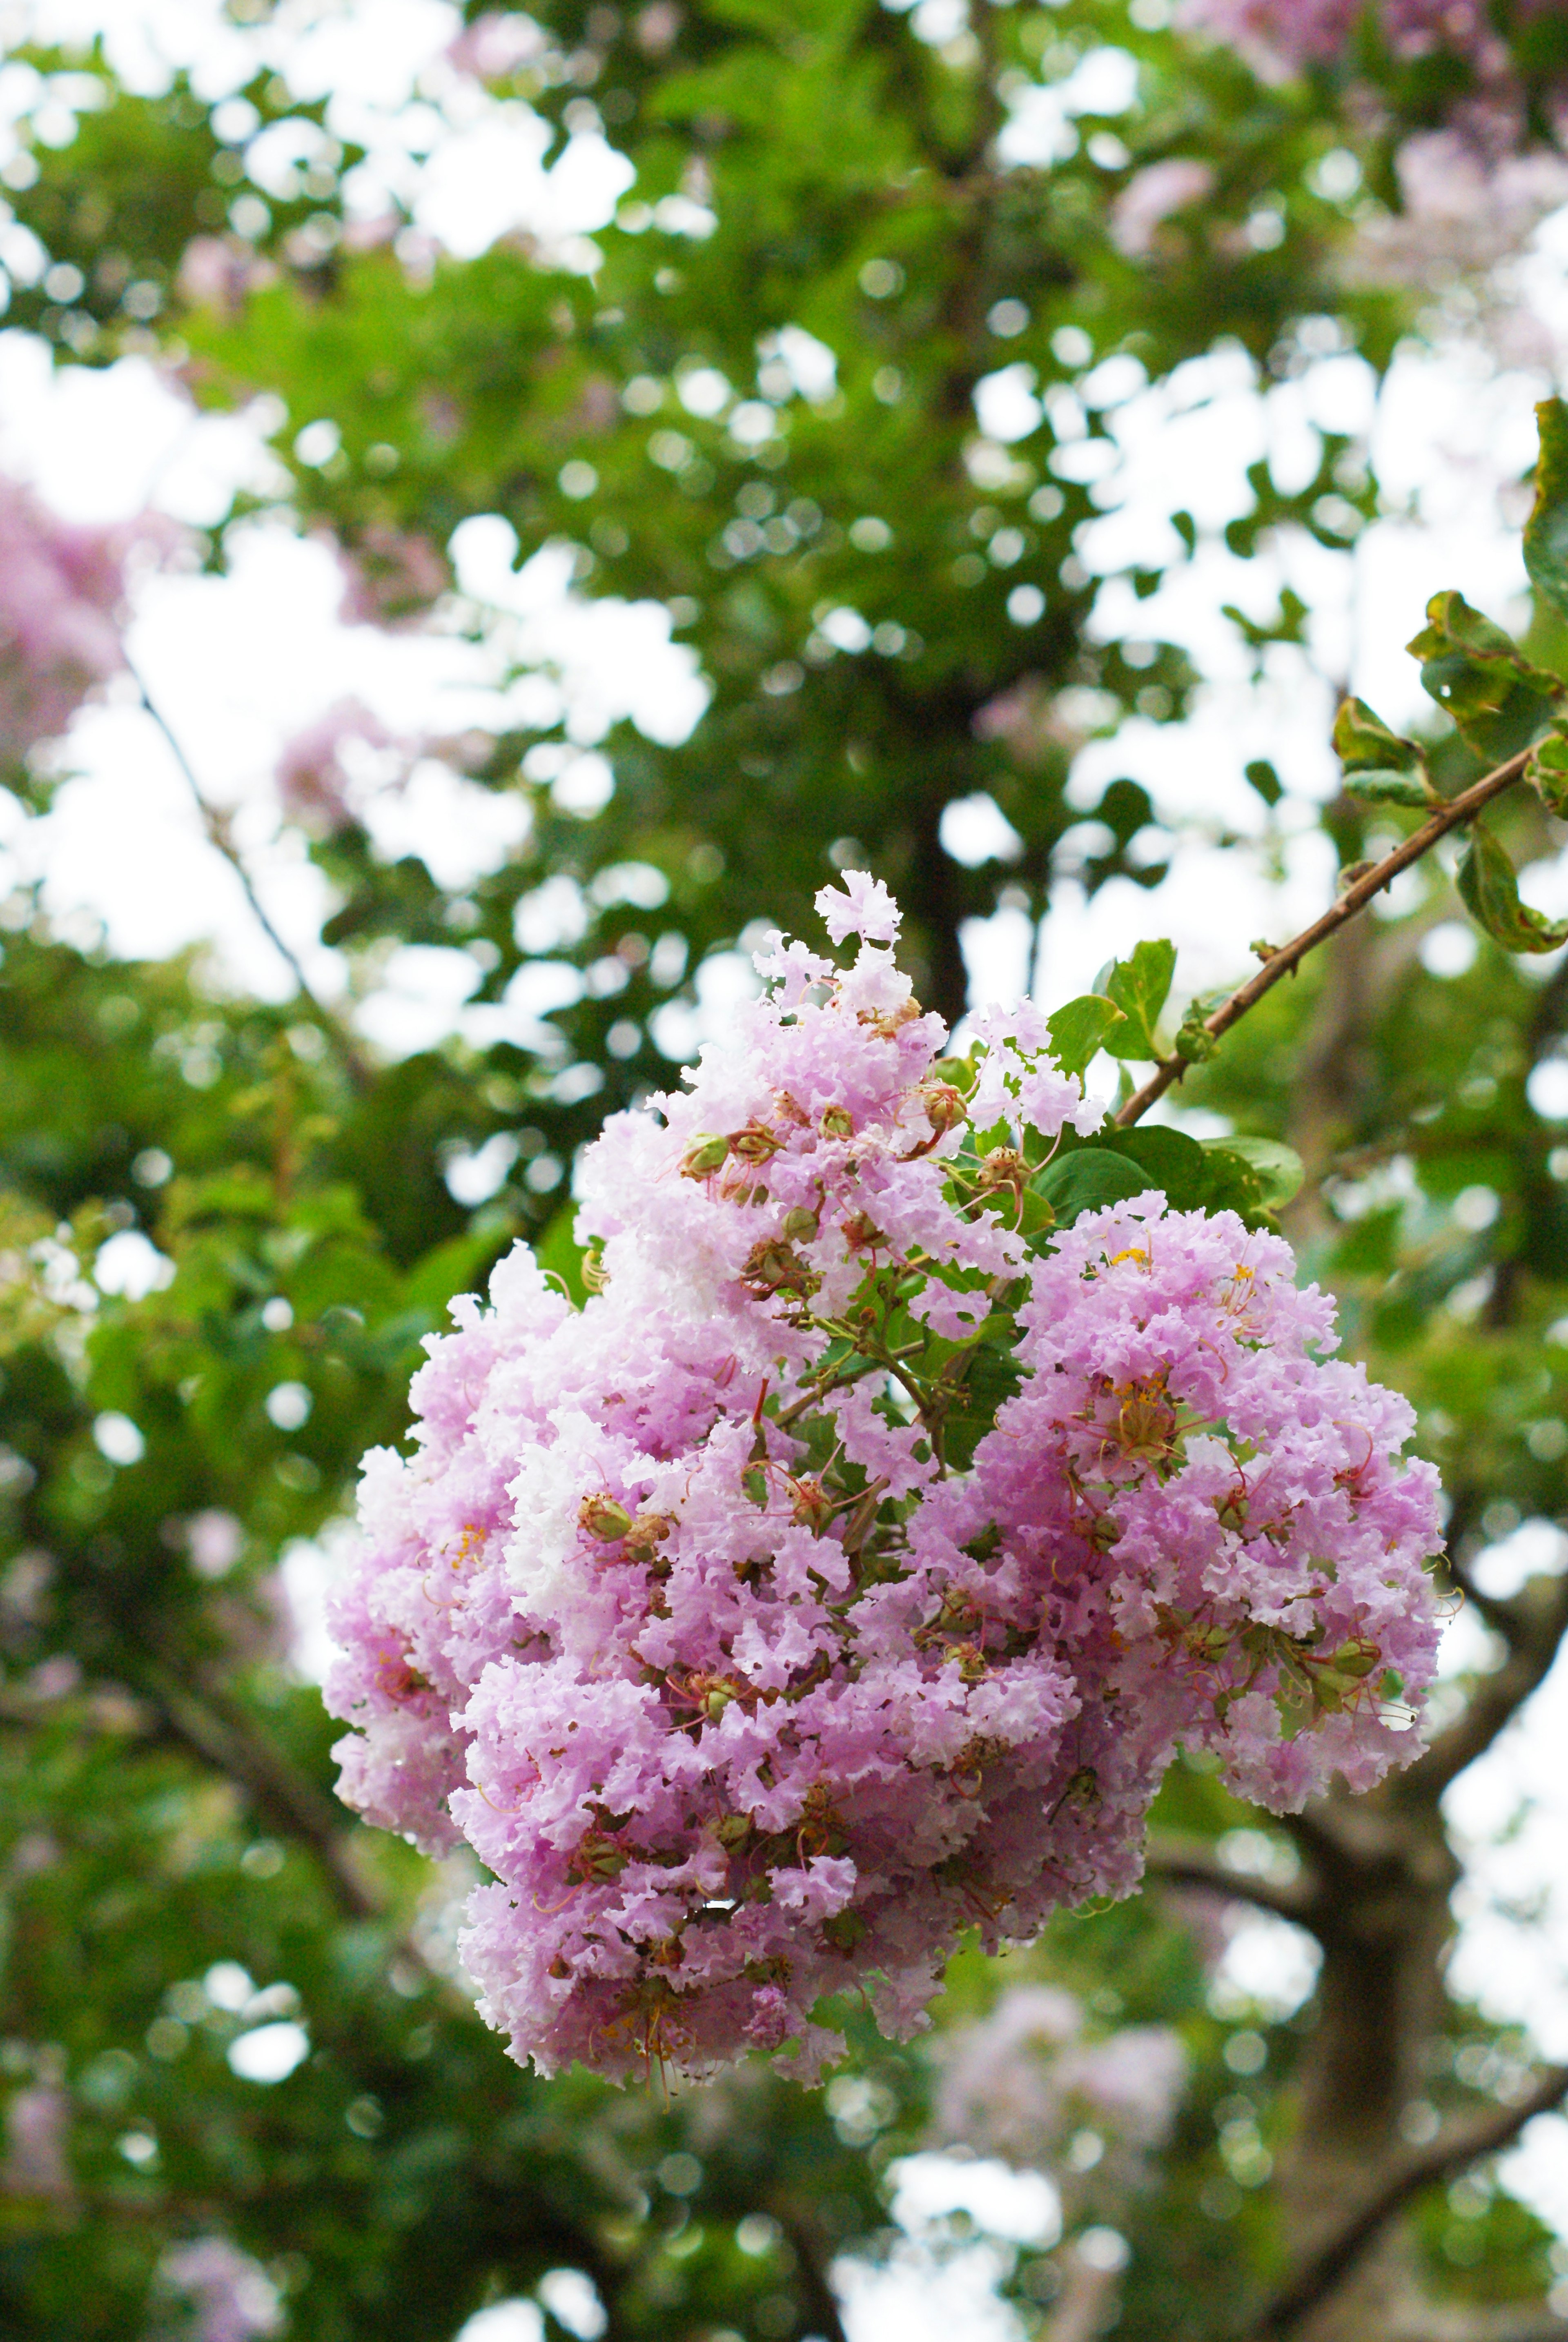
[0,472,162,768]
[273,698,396,835]
[155,2237,282,2342]
[1182,0,1553,76]
[326,876,1442,2083]
[935,1984,1185,2172]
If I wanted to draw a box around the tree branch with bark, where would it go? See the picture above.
[1235,2065,1568,2342]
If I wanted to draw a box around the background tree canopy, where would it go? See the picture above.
[5,1,1568,2338]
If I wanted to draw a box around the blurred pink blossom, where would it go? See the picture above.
[335,525,450,629]
[935,1985,1186,2172]
[1181,0,1512,73]
[1348,131,1568,364]
[1111,158,1218,256]
[176,236,278,319]
[448,11,548,78]
[157,2237,282,2342]
[0,475,148,768]
[274,698,396,835]
[2,2084,71,2200]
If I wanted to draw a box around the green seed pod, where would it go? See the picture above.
[781,1206,820,1243]
[679,1133,730,1178]
[578,1494,634,1543]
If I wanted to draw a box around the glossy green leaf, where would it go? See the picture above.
[1457,819,1568,954]
[1524,395,1568,626]
[1407,591,1566,766]
[1046,993,1126,1079]
[1207,1133,1305,1209]
[1109,1124,1213,1209]
[1103,938,1177,1060]
[1031,1146,1150,1225]
[1332,697,1434,808]
[940,1344,1025,1472]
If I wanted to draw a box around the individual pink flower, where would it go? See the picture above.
[325,878,1442,2084]
[813,870,901,946]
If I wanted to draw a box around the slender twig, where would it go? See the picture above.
[1235,2062,1568,2342]
[1116,748,1532,1129]
[131,665,370,1088]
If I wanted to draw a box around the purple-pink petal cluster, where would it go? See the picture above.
[326,882,1441,2083]
[0,474,142,766]
[1181,0,1546,75]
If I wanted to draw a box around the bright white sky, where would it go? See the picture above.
[10,0,1568,2322]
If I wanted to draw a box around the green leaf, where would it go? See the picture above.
[941,1344,1025,1472]
[1456,820,1568,955]
[1109,1124,1212,1210]
[1102,938,1176,1061]
[1529,729,1568,818]
[1046,993,1126,1079]
[1207,1133,1304,1210]
[1406,592,1566,766]
[1078,1126,1290,1227]
[534,1202,589,1304]
[1031,1147,1150,1226]
[1332,697,1435,808]
[1524,396,1568,626]
[1244,758,1283,808]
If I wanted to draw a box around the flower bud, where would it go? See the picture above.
[790,1476,834,1531]
[728,1121,782,1163]
[820,1105,855,1139]
[742,1239,818,1299]
[1326,1635,1380,1680]
[918,1082,966,1133]
[579,1494,633,1543]
[679,1133,730,1179]
[976,1146,1027,1192]
[780,1206,820,1243]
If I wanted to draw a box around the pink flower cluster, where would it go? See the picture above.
[326,877,1441,2083]
[1182,0,1523,72]
[0,473,136,767]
